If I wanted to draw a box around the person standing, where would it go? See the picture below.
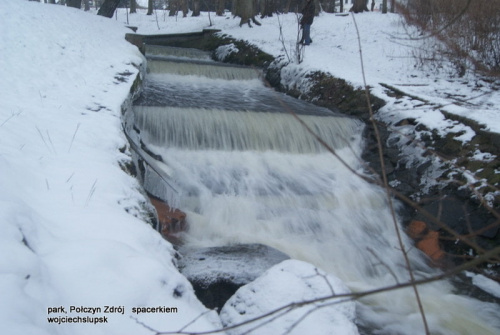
[300,0,315,45]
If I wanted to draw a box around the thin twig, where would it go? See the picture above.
[177,309,214,332]
[68,123,81,153]
[35,126,52,153]
[366,247,401,284]
[0,111,22,128]
[85,179,98,207]
[277,14,291,63]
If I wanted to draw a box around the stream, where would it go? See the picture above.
[126,45,500,335]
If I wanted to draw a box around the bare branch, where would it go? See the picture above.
[351,12,430,334]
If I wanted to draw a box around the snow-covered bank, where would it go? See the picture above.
[0,1,220,334]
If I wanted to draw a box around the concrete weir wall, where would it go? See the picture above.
[125,29,222,55]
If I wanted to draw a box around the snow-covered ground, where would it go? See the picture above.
[1,1,498,335]
[0,2,222,334]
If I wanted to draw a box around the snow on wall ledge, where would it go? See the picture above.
[0,1,221,334]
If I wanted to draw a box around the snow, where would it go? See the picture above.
[1,1,499,335]
[220,260,359,335]
[465,272,500,299]
[0,1,220,334]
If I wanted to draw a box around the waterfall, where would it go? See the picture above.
[134,106,362,153]
[131,46,500,335]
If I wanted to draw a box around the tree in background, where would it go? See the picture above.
[181,0,189,17]
[168,0,178,16]
[147,0,153,15]
[401,0,500,75]
[350,0,368,13]
[381,0,395,13]
[97,0,120,17]
[192,0,201,16]
[130,0,137,13]
[233,0,261,26]
[259,0,277,18]
[215,0,225,16]
[66,0,82,8]
[320,0,336,13]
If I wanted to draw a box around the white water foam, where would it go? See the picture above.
[151,147,499,335]
[133,52,500,335]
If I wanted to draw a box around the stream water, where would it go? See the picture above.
[130,45,499,335]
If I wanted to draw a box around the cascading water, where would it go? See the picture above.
[130,45,500,335]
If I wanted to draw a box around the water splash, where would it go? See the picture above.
[131,46,500,335]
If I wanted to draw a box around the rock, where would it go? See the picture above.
[219,259,359,335]
[149,196,186,243]
[407,220,427,239]
[177,244,289,311]
[407,220,445,264]
[416,231,445,262]
[416,196,499,238]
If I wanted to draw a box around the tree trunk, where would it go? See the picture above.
[83,0,90,11]
[233,0,260,26]
[169,0,178,16]
[181,0,188,17]
[390,0,394,13]
[147,0,153,15]
[339,0,343,13]
[192,0,201,16]
[97,0,120,17]
[283,0,291,13]
[66,0,81,8]
[350,0,368,13]
[320,0,335,13]
[260,0,276,18]
[216,0,225,15]
[130,0,137,13]
[382,0,387,13]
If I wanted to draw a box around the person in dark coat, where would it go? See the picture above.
[300,0,315,45]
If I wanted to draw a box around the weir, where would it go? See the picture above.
[127,45,500,335]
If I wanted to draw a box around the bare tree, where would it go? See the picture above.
[216,0,225,15]
[233,0,261,26]
[260,0,277,18]
[192,0,201,16]
[147,0,154,15]
[320,0,336,13]
[350,0,368,13]
[97,0,120,17]
[130,0,137,13]
[169,0,178,16]
[66,0,82,8]
[181,0,188,17]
